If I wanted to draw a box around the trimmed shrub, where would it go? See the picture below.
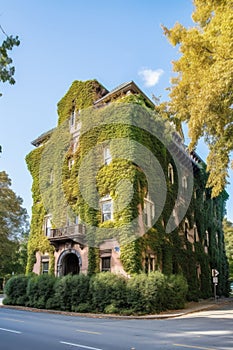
[70,274,90,311]
[127,271,167,314]
[27,274,56,308]
[166,274,188,310]
[90,272,127,312]
[53,274,90,311]
[53,275,73,311]
[4,275,29,306]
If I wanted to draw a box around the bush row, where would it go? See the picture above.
[3,271,188,315]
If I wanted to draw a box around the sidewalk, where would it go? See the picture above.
[0,296,232,319]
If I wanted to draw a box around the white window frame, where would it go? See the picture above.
[42,261,49,274]
[70,109,76,128]
[104,147,112,165]
[44,215,52,237]
[144,194,155,227]
[100,195,113,222]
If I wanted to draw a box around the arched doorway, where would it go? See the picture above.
[57,249,82,276]
[63,253,80,275]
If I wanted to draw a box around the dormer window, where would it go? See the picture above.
[104,147,112,165]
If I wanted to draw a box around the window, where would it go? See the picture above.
[42,261,49,274]
[144,194,155,227]
[184,221,189,240]
[70,109,75,127]
[101,257,111,272]
[144,255,155,273]
[168,163,174,184]
[68,158,74,170]
[72,136,79,153]
[182,176,187,189]
[193,224,197,243]
[104,147,111,165]
[49,169,54,184]
[100,195,113,222]
[205,230,209,247]
[44,216,52,237]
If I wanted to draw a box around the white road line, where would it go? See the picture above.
[1,317,25,323]
[60,341,103,350]
[0,327,22,334]
[76,329,102,335]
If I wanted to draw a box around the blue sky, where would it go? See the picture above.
[0,0,232,222]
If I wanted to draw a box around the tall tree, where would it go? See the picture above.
[0,171,28,277]
[223,218,233,280]
[0,25,20,96]
[163,0,233,197]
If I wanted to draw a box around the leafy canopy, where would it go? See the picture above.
[0,171,28,277]
[0,25,20,96]
[163,0,233,196]
[223,218,233,280]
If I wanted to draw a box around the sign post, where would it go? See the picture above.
[212,269,219,302]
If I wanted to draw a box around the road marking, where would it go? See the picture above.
[173,344,217,350]
[2,317,24,323]
[76,329,101,335]
[60,341,103,350]
[0,327,22,334]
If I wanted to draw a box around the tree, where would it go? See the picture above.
[223,218,233,280]
[0,25,20,96]
[0,171,28,278]
[163,0,233,197]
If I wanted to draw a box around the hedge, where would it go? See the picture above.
[3,272,188,314]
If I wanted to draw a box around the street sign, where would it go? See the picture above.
[212,269,219,277]
[213,276,218,284]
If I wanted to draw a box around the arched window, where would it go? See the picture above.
[168,163,174,184]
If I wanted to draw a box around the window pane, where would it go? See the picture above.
[102,257,111,271]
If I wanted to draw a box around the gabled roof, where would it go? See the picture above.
[31,128,55,147]
[94,80,154,108]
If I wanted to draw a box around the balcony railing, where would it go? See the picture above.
[49,224,86,239]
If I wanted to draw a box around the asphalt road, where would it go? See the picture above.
[0,304,233,350]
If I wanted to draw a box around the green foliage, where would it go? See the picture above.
[163,0,233,196]
[3,275,29,306]
[166,274,188,309]
[127,271,167,314]
[25,147,55,274]
[53,274,90,311]
[90,272,127,312]
[57,79,107,125]
[26,79,229,301]
[0,25,20,96]
[223,218,233,280]
[0,171,29,278]
[26,274,56,309]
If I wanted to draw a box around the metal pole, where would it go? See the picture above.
[214,283,217,302]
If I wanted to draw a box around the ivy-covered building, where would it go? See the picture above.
[26,79,229,299]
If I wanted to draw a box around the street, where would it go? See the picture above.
[0,303,233,350]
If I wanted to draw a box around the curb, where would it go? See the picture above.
[1,298,232,319]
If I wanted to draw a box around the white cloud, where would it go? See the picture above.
[138,68,164,87]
